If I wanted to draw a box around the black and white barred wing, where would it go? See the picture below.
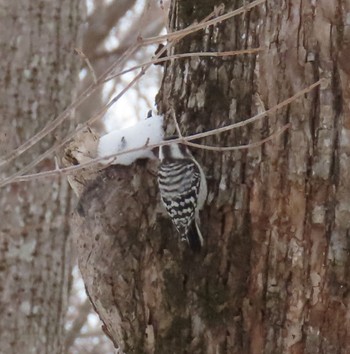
[158,159,201,236]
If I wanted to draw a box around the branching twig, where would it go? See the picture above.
[0,0,266,168]
[0,129,285,185]
[0,43,141,168]
[0,124,288,186]
[187,78,324,141]
[0,79,324,186]
[0,44,170,187]
[0,4,237,183]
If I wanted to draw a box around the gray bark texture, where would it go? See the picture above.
[0,1,84,353]
[71,0,350,353]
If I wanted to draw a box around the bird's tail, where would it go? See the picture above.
[186,220,204,253]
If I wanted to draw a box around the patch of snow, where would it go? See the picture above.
[98,113,164,165]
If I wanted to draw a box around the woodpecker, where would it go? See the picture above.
[158,141,207,252]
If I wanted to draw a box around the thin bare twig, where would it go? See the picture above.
[0,43,141,168]
[0,0,266,168]
[141,0,266,46]
[0,4,232,184]
[0,125,288,185]
[75,48,97,84]
[171,108,183,138]
[0,44,174,187]
[0,79,324,186]
[184,123,290,151]
[0,70,144,187]
[105,48,262,82]
[65,299,92,351]
[187,78,324,141]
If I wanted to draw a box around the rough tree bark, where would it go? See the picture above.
[0,1,84,353]
[71,0,350,353]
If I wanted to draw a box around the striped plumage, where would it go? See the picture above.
[158,142,207,252]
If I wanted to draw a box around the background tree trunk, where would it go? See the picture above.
[72,0,350,353]
[0,1,85,353]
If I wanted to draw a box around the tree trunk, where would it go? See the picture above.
[72,0,350,353]
[0,1,84,353]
